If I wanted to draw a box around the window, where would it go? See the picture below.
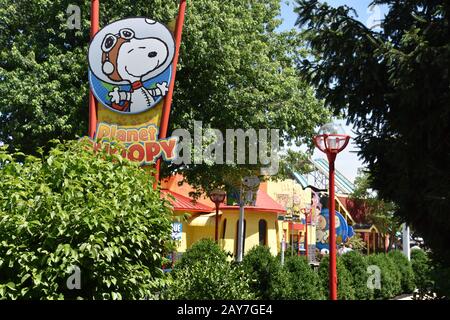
[259,219,267,246]
[235,219,246,257]
[222,219,227,239]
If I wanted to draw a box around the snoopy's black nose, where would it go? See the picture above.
[148,51,157,58]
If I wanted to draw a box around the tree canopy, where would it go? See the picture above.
[295,0,450,265]
[349,171,399,237]
[0,0,330,191]
[0,140,173,299]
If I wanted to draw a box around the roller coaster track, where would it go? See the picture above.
[291,158,355,195]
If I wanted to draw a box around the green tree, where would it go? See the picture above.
[0,0,178,155]
[349,172,400,244]
[0,140,173,299]
[0,0,330,190]
[295,0,450,266]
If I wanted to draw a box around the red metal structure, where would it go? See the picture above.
[89,0,100,138]
[155,0,187,183]
[313,123,350,300]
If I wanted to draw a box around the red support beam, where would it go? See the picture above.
[154,0,187,185]
[88,0,99,138]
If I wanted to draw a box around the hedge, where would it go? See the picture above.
[410,249,450,299]
[242,246,292,299]
[318,255,356,300]
[388,250,415,293]
[163,260,254,300]
[162,239,254,299]
[340,251,373,299]
[283,255,325,300]
[174,238,229,270]
[367,253,402,299]
[163,241,427,300]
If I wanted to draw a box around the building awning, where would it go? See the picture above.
[188,212,220,227]
[219,190,286,213]
[161,190,213,213]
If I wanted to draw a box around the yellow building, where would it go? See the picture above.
[161,175,317,259]
[263,179,316,258]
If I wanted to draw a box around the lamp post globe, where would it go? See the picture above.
[209,189,226,243]
[313,122,350,300]
[313,122,350,157]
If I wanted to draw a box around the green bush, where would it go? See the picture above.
[163,240,253,299]
[175,238,229,270]
[387,250,415,293]
[283,256,325,300]
[242,246,292,299]
[411,250,450,299]
[0,140,173,299]
[318,255,355,300]
[411,249,433,298]
[163,258,254,300]
[430,261,450,299]
[340,251,373,299]
[367,253,402,299]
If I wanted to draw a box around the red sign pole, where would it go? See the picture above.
[89,0,100,138]
[154,0,187,187]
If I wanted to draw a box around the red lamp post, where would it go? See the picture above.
[209,189,226,243]
[313,123,350,300]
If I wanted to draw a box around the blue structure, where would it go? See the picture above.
[316,208,354,250]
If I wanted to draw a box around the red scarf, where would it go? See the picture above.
[131,80,143,91]
[110,80,143,112]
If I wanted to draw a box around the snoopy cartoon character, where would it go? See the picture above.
[89,18,175,114]
[101,28,169,112]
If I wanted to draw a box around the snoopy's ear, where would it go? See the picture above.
[102,61,115,75]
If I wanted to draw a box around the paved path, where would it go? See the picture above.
[392,294,413,300]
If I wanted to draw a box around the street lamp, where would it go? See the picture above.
[301,206,312,262]
[313,122,350,300]
[209,189,226,243]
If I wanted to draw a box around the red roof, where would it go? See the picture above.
[161,190,213,212]
[219,190,286,214]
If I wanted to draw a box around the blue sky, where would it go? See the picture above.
[278,0,388,183]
